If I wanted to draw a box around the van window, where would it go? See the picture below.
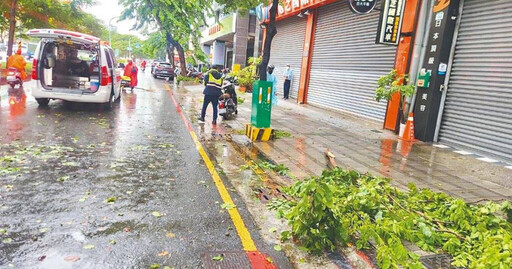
[108,48,117,67]
[104,49,113,68]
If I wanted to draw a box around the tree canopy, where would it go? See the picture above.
[1,0,106,54]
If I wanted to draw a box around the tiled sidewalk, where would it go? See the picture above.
[179,84,512,203]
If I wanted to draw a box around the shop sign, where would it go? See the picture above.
[413,0,461,141]
[349,0,377,14]
[275,0,332,20]
[376,0,406,46]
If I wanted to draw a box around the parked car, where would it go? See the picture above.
[27,29,122,109]
[152,62,174,80]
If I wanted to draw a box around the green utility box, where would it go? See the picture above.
[251,80,273,128]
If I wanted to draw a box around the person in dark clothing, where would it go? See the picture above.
[198,65,224,125]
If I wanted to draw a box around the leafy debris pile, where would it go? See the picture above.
[269,168,512,269]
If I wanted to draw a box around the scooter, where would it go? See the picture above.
[6,68,23,89]
[218,77,238,120]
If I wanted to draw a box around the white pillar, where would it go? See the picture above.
[212,40,226,67]
[202,45,212,64]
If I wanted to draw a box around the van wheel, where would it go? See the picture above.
[36,98,50,107]
[115,90,121,103]
[104,90,115,110]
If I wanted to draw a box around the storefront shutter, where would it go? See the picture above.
[439,0,512,162]
[269,16,307,99]
[307,0,396,120]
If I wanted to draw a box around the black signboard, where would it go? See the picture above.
[413,0,461,141]
[376,0,406,46]
[349,0,377,14]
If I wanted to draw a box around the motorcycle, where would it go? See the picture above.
[6,68,23,89]
[218,77,238,120]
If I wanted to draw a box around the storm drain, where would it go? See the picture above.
[420,254,460,269]
[256,186,288,203]
[202,251,252,269]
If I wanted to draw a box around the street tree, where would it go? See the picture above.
[0,0,105,56]
[216,0,279,81]
[119,0,212,76]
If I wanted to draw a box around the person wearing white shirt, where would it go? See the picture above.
[283,64,293,100]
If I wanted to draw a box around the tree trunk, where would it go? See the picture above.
[174,43,187,77]
[258,0,279,81]
[166,45,174,66]
[7,0,18,56]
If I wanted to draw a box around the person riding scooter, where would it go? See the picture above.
[6,43,27,86]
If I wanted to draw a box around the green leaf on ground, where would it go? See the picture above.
[109,239,116,245]
[62,161,79,167]
[152,211,163,218]
[106,197,116,203]
[83,244,95,249]
[273,245,282,251]
[0,228,7,235]
[274,130,292,139]
[39,228,48,233]
[79,198,86,202]
[269,227,277,233]
[220,203,236,210]
[149,264,160,269]
[3,238,12,243]
[58,176,70,182]
[266,257,274,264]
[212,254,224,261]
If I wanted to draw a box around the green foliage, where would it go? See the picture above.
[274,130,292,139]
[271,168,512,269]
[176,75,198,84]
[375,69,415,106]
[1,0,106,40]
[258,161,289,176]
[237,97,245,105]
[230,57,261,88]
[109,32,147,59]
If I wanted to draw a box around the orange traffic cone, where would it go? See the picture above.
[400,113,417,142]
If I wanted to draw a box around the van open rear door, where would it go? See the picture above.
[26,29,100,44]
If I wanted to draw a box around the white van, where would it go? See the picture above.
[27,29,122,109]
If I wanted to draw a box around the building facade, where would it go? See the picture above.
[200,8,258,70]
[258,0,512,163]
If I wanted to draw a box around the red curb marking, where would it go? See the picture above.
[247,251,278,269]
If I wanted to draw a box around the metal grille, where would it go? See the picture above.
[269,16,307,99]
[439,0,512,162]
[307,0,396,121]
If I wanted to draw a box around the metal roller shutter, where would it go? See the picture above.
[269,16,306,99]
[439,0,512,162]
[307,0,396,120]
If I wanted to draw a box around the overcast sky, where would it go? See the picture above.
[83,0,149,40]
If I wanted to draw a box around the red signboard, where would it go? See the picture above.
[275,0,339,21]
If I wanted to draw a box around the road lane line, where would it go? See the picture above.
[164,83,259,251]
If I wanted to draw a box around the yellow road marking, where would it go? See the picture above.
[165,83,258,252]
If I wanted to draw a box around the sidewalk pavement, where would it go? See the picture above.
[178,84,512,203]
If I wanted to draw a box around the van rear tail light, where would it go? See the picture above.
[100,66,109,86]
[31,59,38,80]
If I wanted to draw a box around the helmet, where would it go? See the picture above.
[267,64,275,73]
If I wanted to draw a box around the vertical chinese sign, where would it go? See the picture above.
[413,0,461,141]
[376,0,406,46]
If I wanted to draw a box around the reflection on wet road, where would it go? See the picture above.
[0,73,287,268]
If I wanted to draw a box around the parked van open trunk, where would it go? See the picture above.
[39,41,100,92]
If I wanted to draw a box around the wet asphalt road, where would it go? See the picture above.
[0,73,290,268]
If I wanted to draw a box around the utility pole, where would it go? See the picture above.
[7,0,18,56]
